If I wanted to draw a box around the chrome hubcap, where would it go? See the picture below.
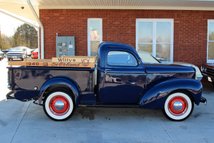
[168,96,188,116]
[54,100,65,110]
[49,95,70,115]
[173,101,183,111]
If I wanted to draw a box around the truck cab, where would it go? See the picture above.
[97,42,146,104]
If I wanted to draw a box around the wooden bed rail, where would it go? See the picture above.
[8,56,96,68]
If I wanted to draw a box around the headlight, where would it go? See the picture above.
[193,66,203,81]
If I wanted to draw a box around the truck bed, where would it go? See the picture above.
[8,56,96,101]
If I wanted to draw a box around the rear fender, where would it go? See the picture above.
[139,78,203,109]
[39,77,80,106]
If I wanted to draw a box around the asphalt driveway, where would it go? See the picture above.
[0,59,213,143]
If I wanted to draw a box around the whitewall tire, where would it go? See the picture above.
[163,92,194,121]
[43,91,74,121]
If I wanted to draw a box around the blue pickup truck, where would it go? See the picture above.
[8,42,206,121]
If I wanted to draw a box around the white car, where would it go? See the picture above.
[15,46,33,56]
[7,46,34,61]
[138,51,203,81]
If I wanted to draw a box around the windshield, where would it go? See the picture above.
[137,51,160,63]
[9,48,25,52]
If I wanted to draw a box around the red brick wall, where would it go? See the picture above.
[40,9,214,66]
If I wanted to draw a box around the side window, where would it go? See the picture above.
[87,18,102,56]
[207,20,214,63]
[136,19,174,63]
[107,51,138,66]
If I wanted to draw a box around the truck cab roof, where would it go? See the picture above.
[98,42,142,68]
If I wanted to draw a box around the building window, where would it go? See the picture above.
[136,19,174,63]
[107,51,138,66]
[87,18,102,56]
[207,20,214,63]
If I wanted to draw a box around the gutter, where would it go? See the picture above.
[0,9,39,28]
[27,0,44,59]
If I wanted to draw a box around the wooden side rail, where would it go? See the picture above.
[8,56,96,68]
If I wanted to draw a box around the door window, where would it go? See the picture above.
[107,51,138,66]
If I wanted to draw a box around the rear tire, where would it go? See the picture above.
[163,92,194,121]
[43,91,74,121]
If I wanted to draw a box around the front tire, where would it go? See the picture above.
[163,92,194,121]
[43,91,74,121]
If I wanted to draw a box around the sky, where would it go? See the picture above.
[0,13,23,37]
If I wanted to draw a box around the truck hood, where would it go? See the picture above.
[173,62,203,80]
[145,63,195,79]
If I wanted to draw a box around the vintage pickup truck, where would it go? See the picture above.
[8,42,206,121]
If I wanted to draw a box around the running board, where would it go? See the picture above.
[78,104,140,108]
[33,100,43,106]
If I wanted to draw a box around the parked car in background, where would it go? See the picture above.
[7,47,27,61]
[31,48,38,59]
[0,50,4,60]
[138,51,203,81]
[201,64,214,86]
[18,46,33,56]
[2,49,9,54]
[7,46,34,61]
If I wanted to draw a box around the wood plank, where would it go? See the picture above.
[52,56,96,63]
[8,61,51,67]
[50,62,95,68]
[8,56,96,68]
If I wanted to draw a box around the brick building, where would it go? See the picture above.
[1,0,214,66]
[40,9,214,66]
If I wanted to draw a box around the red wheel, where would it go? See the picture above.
[163,92,193,121]
[43,91,74,121]
[49,95,70,116]
[168,96,188,116]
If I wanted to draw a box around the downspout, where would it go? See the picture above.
[27,0,44,59]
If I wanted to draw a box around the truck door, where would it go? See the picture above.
[99,50,146,104]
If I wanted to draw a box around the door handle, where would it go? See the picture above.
[115,78,122,82]
[130,82,136,85]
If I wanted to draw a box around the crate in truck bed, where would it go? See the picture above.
[8,56,96,68]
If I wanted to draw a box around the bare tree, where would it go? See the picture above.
[13,24,38,49]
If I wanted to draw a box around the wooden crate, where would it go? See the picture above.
[8,56,96,68]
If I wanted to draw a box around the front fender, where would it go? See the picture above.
[139,78,203,109]
[39,77,80,105]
